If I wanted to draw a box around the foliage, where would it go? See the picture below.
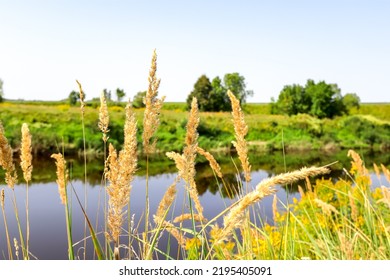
[132,91,146,108]
[186,73,253,112]
[271,79,358,119]
[342,93,361,113]
[102,89,112,101]
[68,90,79,106]
[115,88,126,102]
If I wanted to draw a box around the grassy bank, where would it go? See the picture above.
[1,96,389,260]
[0,102,390,155]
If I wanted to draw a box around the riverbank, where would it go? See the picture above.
[1,102,389,156]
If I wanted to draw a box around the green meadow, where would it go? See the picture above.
[1,101,389,156]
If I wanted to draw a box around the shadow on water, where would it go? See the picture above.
[0,149,389,259]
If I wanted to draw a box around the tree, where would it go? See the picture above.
[272,79,351,119]
[0,79,4,102]
[270,84,308,115]
[133,91,146,108]
[187,73,253,112]
[342,93,360,113]
[68,90,79,106]
[115,88,126,102]
[102,89,112,101]
[223,73,253,105]
[186,75,213,111]
[210,76,230,111]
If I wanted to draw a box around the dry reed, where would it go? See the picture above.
[154,180,178,224]
[98,92,110,143]
[227,90,251,182]
[51,154,67,204]
[272,194,278,221]
[20,123,33,182]
[348,191,358,221]
[105,103,138,247]
[197,147,222,178]
[1,188,13,260]
[314,198,339,216]
[173,213,207,224]
[20,123,32,259]
[348,149,369,177]
[0,122,17,189]
[215,166,330,243]
[142,49,165,155]
[381,164,390,183]
[76,79,86,113]
[182,98,204,220]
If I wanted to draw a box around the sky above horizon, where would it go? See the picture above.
[1,0,389,103]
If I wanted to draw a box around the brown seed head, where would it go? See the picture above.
[20,123,33,183]
[51,153,67,205]
[227,90,251,182]
[98,92,110,142]
[142,49,165,155]
[76,80,86,113]
[0,122,17,189]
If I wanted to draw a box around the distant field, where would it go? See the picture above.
[1,101,389,155]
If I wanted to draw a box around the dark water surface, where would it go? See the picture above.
[1,150,389,259]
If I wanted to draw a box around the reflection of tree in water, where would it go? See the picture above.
[195,172,241,199]
[7,150,389,196]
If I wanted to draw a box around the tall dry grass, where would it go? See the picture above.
[1,52,388,261]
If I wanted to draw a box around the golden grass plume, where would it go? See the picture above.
[215,166,330,243]
[20,123,33,183]
[197,147,222,178]
[0,122,17,189]
[98,92,110,143]
[142,49,165,155]
[227,90,251,182]
[105,103,138,244]
[51,153,67,205]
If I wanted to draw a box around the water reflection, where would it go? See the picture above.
[0,150,389,259]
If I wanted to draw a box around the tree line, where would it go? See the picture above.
[270,79,360,118]
[0,76,361,119]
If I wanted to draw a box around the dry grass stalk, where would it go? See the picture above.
[51,154,67,204]
[373,163,381,181]
[162,220,186,248]
[348,149,369,177]
[215,166,330,243]
[305,177,313,193]
[377,186,390,209]
[76,80,86,114]
[142,49,165,155]
[154,180,177,224]
[197,147,222,178]
[173,213,207,224]
[98,92,110,143]
[105,103,138,245]
[182,98,204,220]
[348,191,358,221]
[166,152,186,178]
[20,123,33,182]
[381,164,390,183]
[337,231,354,260]
[272,194,278,221]
[298,185,305,198]
[314,198,339,216]
[0,122,17,189]
[227,90,251,182]
[13,238,19,259]
[0,189,4,207]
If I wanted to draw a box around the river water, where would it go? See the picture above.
[0,150,389,259]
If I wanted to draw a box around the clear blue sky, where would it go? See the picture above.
[1,0,389,102]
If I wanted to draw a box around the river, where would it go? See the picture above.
[0,149,389,259]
